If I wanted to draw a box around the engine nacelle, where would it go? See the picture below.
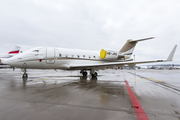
[100,49,125,60]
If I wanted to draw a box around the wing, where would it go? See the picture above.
[70,45,177,69]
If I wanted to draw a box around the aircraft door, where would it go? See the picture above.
[46,47,55,64]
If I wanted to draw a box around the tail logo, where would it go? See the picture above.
[8,50,20,54]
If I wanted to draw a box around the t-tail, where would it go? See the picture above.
[119,37,154,59]
[0,46,21,64]
[8,46,21,56]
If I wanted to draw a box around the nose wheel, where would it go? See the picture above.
[22,69,28,78]
[22,73,28,78]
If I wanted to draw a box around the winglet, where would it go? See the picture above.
[166,45,177,61]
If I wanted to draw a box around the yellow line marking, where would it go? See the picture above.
[132,78,148,81]
[147,78,163,83]
[130,76,162,83]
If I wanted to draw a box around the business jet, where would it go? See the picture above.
[2,37,177,78]
[0,46,21,64]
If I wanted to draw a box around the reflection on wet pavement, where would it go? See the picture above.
[0,69,180,120]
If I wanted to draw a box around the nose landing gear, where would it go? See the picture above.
[22,69,28,78]
[22,73,28,78]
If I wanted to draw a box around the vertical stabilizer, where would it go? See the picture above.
[8,46,20,56]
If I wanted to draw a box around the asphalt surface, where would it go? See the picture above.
[0,69,180,120]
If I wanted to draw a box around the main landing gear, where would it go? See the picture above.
[82,72,87,76]
[90,69,98,77]
[80,69,98,77]
[91,72,97,77]
[80,70,88,76]
[22,69,28,78]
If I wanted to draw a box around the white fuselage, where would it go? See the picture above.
[3,47,124,70]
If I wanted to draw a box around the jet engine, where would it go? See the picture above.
[100,49,125,60]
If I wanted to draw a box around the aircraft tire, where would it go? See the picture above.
[91,72,97,77]
[22,73,28,78]
[82,72,87,76]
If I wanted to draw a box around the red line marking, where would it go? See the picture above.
[122,71,149,120]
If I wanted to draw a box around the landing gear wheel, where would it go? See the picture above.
[22,73,28,78]
[91,72,97,77]
[82,72,87,76]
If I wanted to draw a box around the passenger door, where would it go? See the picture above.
[46,47,55,64]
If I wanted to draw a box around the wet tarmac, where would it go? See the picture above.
[0,69,180,120]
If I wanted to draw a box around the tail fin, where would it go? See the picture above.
[119,37,154,58]
[8,46,21,56]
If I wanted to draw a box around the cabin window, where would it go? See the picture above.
[83,55,85,58]
[94,56,96,58]
[77,55,80,58]
[89,56,91,59]
[66,54,68,57]
[59,54,61,57]
[72,55,74,57]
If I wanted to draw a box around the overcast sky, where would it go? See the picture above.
[0,0,179,64]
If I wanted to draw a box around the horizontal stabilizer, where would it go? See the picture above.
[129,37,154,43]
[119,37,154,56]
